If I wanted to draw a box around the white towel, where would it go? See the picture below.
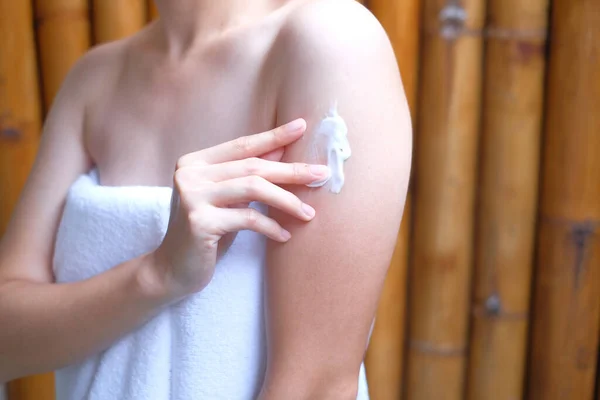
[52,167,370,399]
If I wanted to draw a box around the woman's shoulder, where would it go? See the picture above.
[283,0,382,31]
[63,23,159,100]
[276,0,391,60]
[267,0,396,90]
[267,0,399,106]
[55,39,129,110]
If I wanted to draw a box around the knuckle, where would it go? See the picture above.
[292,163,306,179]
[176,154,191,169]
[174,168,199,193]
[177,152,207,169]
[244,208,260,228]
[175,168,211,198]
[245,157,262,175]
[233,135,252,154]
[269,127,283,145]
[245,175,264,195]
[177,185,202,212]
[173,168,188,191]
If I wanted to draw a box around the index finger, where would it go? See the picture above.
[180,119,307,166]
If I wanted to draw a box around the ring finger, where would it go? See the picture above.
[209,176,316,221]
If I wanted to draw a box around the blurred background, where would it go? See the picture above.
[0,0,598,399]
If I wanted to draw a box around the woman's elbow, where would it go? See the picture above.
[258,367,360,400]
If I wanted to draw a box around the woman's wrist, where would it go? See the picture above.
[134,251,183,307]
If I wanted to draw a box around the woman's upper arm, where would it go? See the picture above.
[0,55,95,284]
[263,1,412,395]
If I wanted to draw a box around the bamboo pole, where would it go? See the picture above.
[0,0,42,234]
[92,0,146,44]
[35,0,91,112]
[466,1,549,399]
[364,0,420,398]
[6,376,54,400]
[365,204,411,400]
[527,0,600,398]
[147,0,158,21]
[597,356,600,400]
[597,328,600,400]
[0,0,51,399]
[405,0,485,399]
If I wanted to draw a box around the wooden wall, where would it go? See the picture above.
[1,1,598,399]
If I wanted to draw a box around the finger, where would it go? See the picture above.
[260,147,285,162]
[209,176,316,221]
[178,119,306,166]
[188,157,330,184]
[229,202,250,209]
[216,207,291,242]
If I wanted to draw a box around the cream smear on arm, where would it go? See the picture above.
[305,103,351,194]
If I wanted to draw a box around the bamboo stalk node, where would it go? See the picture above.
[571,221,596,287]
[472,296,530,320]
[1,127,21,140]
[35,9,89,27]
[542,215,600,228]
[427,24,548,41]
[484,294,502,315]
[409,340,467,357]
[471,307,529,320]
[571,221,596,248]
[485,27,547,41]
[439,2,466,39]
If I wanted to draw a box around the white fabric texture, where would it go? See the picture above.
[52,167,369,400]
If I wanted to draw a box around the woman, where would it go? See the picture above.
[0,0,411,398]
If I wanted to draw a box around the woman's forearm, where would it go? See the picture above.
[0,252,172,383]
[258,372,359,400]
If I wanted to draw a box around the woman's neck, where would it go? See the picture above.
[154,0,280,57]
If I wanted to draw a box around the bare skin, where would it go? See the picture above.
[0,0,411,398]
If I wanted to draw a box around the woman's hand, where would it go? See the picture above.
[146,119,330,300]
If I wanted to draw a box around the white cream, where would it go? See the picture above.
[305,103,351,194]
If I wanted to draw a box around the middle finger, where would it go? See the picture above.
[192,158,330,184]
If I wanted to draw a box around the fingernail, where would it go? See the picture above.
[281,229,292,240]
[283,118,306,133]
[301,203,316,218]
[309,164,330,178]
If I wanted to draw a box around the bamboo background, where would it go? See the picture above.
[0,0,598,399]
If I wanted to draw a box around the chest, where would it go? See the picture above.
[85,44,279,186]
